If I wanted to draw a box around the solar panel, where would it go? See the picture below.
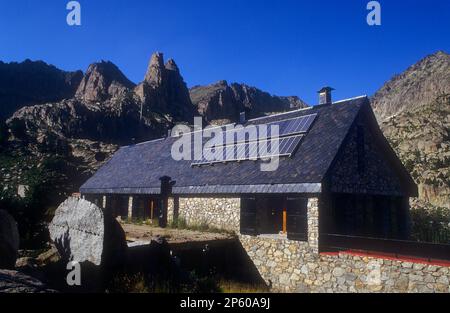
[191,134,304,166]
[190,113,316,166]
[213,113,317,145]
[268,113,317,138]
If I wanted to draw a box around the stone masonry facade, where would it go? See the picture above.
[168,196,240,232]
[307,198,319,253]
[239,234,450,293]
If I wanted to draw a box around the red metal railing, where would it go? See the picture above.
[320,233,450,262]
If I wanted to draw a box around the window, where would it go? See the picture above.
[240,196,308,241]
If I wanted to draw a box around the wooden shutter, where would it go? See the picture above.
[240,197,258,236]
[286,197,308,241]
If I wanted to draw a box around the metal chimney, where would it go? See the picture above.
[318,87,335,105]
[239,111,246,124]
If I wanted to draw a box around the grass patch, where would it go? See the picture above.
[169,217,235,235]
[106,272,150,293]
[122,217,158,226]
[218,280,269,293]
[105,271,267,293]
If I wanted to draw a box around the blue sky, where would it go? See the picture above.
[0,0,449,104]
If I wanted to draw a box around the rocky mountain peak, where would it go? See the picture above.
[75,61,135,103]
[134,52,196,122]
[0,59,83,120]
[214,80,229,87]
[165,58,179,72]
[372,50,450,121]
[144,52,165,85]
[431,50,448,59]
[373,50,450,210]
[190,81,308,124]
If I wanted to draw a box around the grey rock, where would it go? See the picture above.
[0,210,20,269]
[136,52,196,122]
[144,52,165,86]
[48,197,127,266]
[0,269,56,293]
[375,51,450,209]
[372,51,450,121]
[35,244,61,266]
[15,257,36,269]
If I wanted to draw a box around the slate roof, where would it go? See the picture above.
[80,96,371,195]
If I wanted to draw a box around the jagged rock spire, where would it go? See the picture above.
[144,52,165,85]
[136,52,196,122]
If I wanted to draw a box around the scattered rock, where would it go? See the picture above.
[0,269,55,293]
[15,257,35,269]
[36,244,61,266]
[0,210,20,269]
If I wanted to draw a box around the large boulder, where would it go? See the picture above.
[0,210,20,269]
[48,197,127,266]
[0,269,55,293]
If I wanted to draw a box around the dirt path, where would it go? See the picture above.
[121,223,235,244]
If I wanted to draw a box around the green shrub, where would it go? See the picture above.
[169,217,187,229]
[410,205,450,243]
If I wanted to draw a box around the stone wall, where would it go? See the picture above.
[307,198,319,253]
[167,196,319,236]
[128,196,133,219]
[239,235,450,293]
[168,197,240,232]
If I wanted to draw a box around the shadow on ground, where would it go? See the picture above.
[31,237,267,293]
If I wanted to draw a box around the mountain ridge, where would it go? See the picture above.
[0,53,308,206]
[373,50,450,209]
[190,80,308,124]
[372,51,450,121]
[0,59,83,120]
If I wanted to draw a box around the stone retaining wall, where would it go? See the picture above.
[239,235,450,293]
[168,197,240,232]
